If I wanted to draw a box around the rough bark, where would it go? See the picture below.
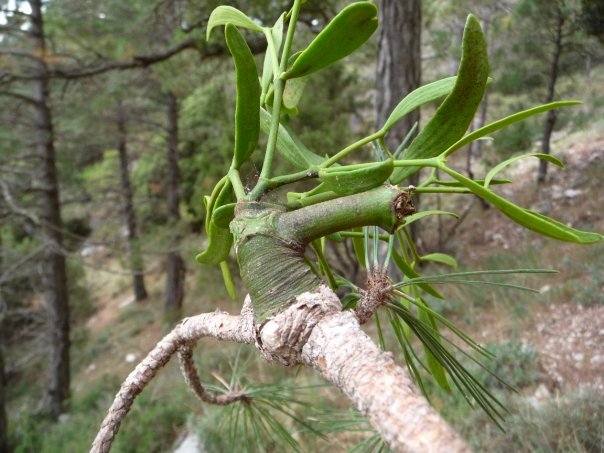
[116,104,148,301]
[376,0,422,239]
[538,7,564,184]
[0,333,6,453]
[30,0,71,418]
[301,294,470,452]
[164,92,185,314]
[0,234,8,453]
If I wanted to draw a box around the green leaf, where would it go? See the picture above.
[196,220,233,265]
[391,15,489,183]
[484,153,564,189]
[403,209,459,226]
[440,166,603,244]
[319,159,393,196]
[212,202,236,228]
[417,298,450,391]
[283,75,310,109]
[220,261,237,300]
[443,101,581,158]
[421,253,458,268]
[197,180,235,265]
[206,6,263,40]
[225,25,261,169]
[259,108,325,169]
[261,14,285,102]
[351,227,367,268]
[380,77,456,134]
[392,248,444,299]
[204,176,228,233]
[283,2,378,79]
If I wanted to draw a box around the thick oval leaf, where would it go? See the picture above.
[204,176,227,233]
[283,75,310,109]
[441,166,603,244]
[220,261,237,300]
[380,77,456,134]
[283,2,378,79]
[197,181,235,265]
[391,15,489,184]
[442,100,581,158]
[319,159,393,195]
[421,253,458,268]
[259,107,325,169]
[403,210,459,226]
[225,25,261,169]
[206,6,263,40]
[196,220,233,265]
[484,153,564,189]
[212,202,236,228]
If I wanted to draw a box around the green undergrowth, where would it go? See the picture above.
[459,388,604,452]
[10,373,190,453]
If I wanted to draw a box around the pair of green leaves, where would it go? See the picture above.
[391,15,489,184]
[208,2,378,172]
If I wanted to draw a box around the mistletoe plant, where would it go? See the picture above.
[92,2,602,452]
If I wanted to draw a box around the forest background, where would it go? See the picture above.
[1,0,603,451]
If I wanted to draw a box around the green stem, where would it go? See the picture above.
[267,167,318,187]
[414,187,471,194]
[277,186,407,243]
[321,131,384,168]
[256,0,302,188]
[229,169,246,200]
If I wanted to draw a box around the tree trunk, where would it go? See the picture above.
[30,0,71,419]
[0,234,8,453]
[116,104,148,301]
[376,0,422,240]
[164,92,185,314]
[538,9,564,184]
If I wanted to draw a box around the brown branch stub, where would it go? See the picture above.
[391,189,416,231]
[355,268,391,324]
[90,308,254,453]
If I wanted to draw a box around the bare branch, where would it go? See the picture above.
[178,344,251,405]
[0,178,40,225]
[0,90,40,106]
[90,306,254,453]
